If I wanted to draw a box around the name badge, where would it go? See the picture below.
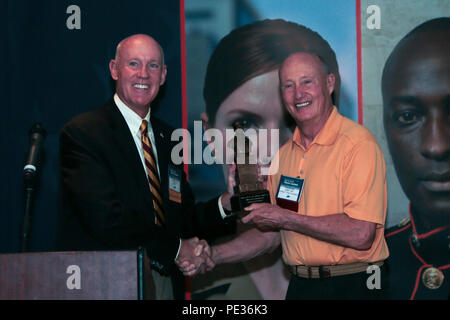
[168,164,182,203]
[276,175,304,212]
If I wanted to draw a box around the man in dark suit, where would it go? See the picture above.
[57,34,233,299]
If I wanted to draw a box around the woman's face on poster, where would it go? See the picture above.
[203,70,294,186]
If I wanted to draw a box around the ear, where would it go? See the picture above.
[160,65,167,86]
[109,59,118,80]
[327,73,335,95]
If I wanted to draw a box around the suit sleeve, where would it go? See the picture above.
[59,123,179,275]
[179,168,236,242]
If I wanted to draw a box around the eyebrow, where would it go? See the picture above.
[127,57,161,63]
[225,109,265,122]
[388,95,423,107]
[282,75,314,82]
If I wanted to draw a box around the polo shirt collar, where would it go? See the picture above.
[292,106,341,149]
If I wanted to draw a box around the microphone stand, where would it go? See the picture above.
[21,122,46,252]
[21,171,36,252]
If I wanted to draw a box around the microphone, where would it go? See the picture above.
[23,123,47,188]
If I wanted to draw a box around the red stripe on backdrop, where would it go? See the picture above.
[356,0,363,125]
[180,0,189,179]
[179,0,191,301]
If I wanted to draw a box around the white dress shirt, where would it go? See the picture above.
[114,94,161,180]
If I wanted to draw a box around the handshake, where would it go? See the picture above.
[175,237,215,277]
[174,203,281,277]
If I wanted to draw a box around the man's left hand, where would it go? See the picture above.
[241,203,291,231]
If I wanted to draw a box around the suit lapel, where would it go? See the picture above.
[103,100,154,212]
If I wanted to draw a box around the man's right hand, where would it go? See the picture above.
[175,237,215,276]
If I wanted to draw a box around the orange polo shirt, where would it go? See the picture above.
[268,107,389,266]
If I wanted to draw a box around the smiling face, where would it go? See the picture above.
[109,35,167,117]
[279,53,335,129]
[383,32,450,219]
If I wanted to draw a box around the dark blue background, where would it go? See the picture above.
[1,0,182,253]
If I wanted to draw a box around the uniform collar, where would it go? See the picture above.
[409,203,449,265]
[292,106,342,150]
[409,202,449,242]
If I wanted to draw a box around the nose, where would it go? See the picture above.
[138,65,150,79]
[420,111,450,161]
[295,85,304,101]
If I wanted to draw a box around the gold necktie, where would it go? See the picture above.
[140,120,165,227]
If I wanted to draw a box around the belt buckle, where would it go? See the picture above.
[307,266,312,278]
[318,266,331,278]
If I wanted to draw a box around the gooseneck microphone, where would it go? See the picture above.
[22,122,47,252]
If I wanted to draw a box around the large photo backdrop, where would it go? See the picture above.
[184,0,449,300]
[184,0,359,300]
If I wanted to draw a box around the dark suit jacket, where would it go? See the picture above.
[57,98,234,297]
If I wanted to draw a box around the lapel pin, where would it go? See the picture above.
[160,133,164,138]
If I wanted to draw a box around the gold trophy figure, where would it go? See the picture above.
[228,122,270,218]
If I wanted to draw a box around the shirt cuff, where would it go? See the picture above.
[218,195,228,219]
[174,239,181,261]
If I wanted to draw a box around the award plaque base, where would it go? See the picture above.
[276,197,299,212]
[230,189,271,218]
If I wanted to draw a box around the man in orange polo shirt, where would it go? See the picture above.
[179,51,389,299]
[242,52,389,299]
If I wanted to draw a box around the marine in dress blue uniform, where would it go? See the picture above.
[382,18,450,300]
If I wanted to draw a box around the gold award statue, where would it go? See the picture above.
[228,122,270,218]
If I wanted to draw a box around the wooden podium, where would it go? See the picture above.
[0,248,155,300]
